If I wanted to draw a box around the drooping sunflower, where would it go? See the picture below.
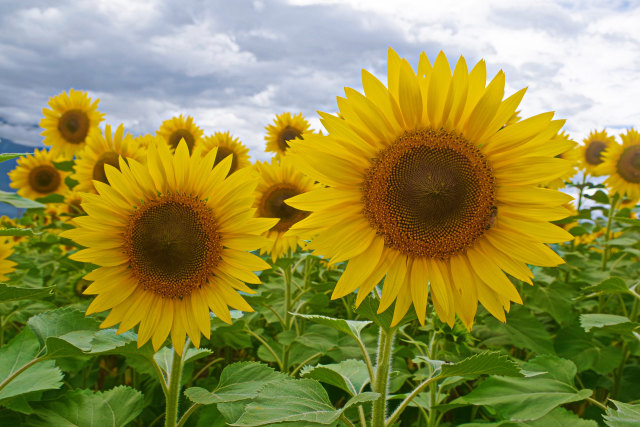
[156,114,204,154]
[39,89,105,159]
[599,129,640,200]
[200,131,251,175]
[545,131,578,189]
[9,149,68,200]
[265,112,311,157]
[73,124,145,193]
[578,130,616,176]
[61,141,276,354]
[254,157,318,262]
[0,239,16,281]
[286,48,573,328]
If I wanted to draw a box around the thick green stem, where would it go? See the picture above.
[385,376,440,427]
[601,193,620,272]
[371,327,395,427]
[282,263,294,372]
[576,174,587,212]
[165,346,185,427]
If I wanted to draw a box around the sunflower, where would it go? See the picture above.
[254,157,318,262]
[9,149,68,200]
[39,89,104,159]
[134,134,164,151]
[61,141,276,354]
[286,48,573,328]
[578,130,616,176]
[200,131,251,175]
[63,190,86,216]
[545,131,578,189]
[73,124,145,193]
[265,112,311,157]
[0,239,16,281]
[599,129,640,200]
[156,114,204,154]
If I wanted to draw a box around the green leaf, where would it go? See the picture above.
[0,227,40,236]
[487,306,555,355]
[613,217,640,226]
[301,359,371,395]
[0,284,54,301]
[522,355,577,385]
[294,313,371,341]
[454,376,593,421]
[605,237,638,247]
[584,277,631,296]
[604,400,640,427]
[28,307,102,347]
[185,362,290,405]
[0,190,45,208]
[34,194,65,204]
[440,352,523,378]
[29,386,144,427]
[0,329,63,403]
[590,190,609,204]
[0,153,28,163]
[153,347,212,378]
[232,379,346,426]
[52,160,75,172]
[580,314,639,334]
[528,407,598,427]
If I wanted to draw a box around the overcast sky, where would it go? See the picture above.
[0,0,638,161]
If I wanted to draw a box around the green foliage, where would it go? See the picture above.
[0,284,54,302]
[440,351,523,378]
[604,400,640,427]
[0,191,45,208]
[0,153,27,163]
[301,359,370,395]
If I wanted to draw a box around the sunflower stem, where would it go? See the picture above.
[282,260,294,372]
[371,326,396,427]
[601,193,620,272]
[164,343,186,427]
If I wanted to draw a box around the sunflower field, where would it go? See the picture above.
[0,48,639,427]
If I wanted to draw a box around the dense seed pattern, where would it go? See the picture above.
[58,109,90,143]
[92,151,121,184]
[28,165,61,194]
[362,128,496,259]
[260,184,309,232]
[169,130,195,153]
[617,145,640,183]
[123,194,222,298]
[585,140,607,165]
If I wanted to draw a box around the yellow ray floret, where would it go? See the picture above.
[39,89,105,159]
[156,114,204,154]
[0,239,16,281]
[253,157,319,262]
[200,131,251,176]
[9,149,68,200]
[61,140,276,354]
[577,130,617,176]
[285,48,573,329]
[544,130,578,189]
[265,112,311,157]
[598,129,640,200]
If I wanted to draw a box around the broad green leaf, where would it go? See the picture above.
[580,314,639,334]
[301,359,371,395]
[0,153,27,162]
[52,160,75,172]
[0,190,45,208]
[29,386,144,427]
[528,407,598,426]
[233,379,345,426]
[294,313,371,340]
[487,306,555,355]
[554,325,598,372]
[523,355,577,385]
[613,217,640,225]
[354,294,417,330]
[34,194,65,204]
[0,228,40,236]
[604,400,640,427]
[605,237,637,247]
[589,190,609,204]
[0,284,54,301]
[584,277,631,296]
[440,352,523,378]
[0,329,63,402]
[185,361,290,405]
[28,307,101,347]
[454,376,593,421]
[89,329,138,353]
[153,347,212,378]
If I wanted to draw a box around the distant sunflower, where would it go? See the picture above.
[201,131,251,175]
[63,190,86,216]
[265,112,311,157]
[0,239,16,281]
[599,129,640,200]
[545,131,578,189]
[73,124,144,193]
[156,114,203,154]
[578,130,616,176]
[40,89,104,159]
[254,158,318,262]
[286,48,573,328]
[61,141,276,353]
[134,134,164,151]
[9,149,68,200]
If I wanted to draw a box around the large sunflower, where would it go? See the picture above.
[265,112,311,157]
[40,89,105,159]
[156,114,204,154]
[73,124,145,193]
[578,130,616,176]
[599,129,640,200]
[545,131,578,189]
[61,141,276,353]
[201,131,251,175]
[0,239,16,281]
[286,48,573,328]
[9,149,68,200]
[254,157,318,262]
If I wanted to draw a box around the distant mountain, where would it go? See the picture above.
[0,137,41,218]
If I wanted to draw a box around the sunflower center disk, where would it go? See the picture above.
[362,128,496,259]
[617,145,640,183]
[585,140,607,165]
[29,165,61,194]
[92,151,121,184]
[279,126,302,151]
[58,109,90,143]
[169,130,195,153]
[214,146,238,174]
[261,185,309,232]
[124,194,222,298]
